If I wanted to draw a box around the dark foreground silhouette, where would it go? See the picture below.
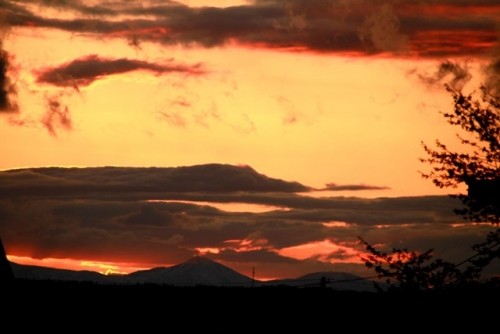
[0,238,14,283]
[3,247,498,330]
[2,279,497,332]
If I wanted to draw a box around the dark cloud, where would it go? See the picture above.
[0,164,496,278]
[0,164,309,198]
[358,2,407,53]
[146,191,462,224]
[0,47,17,113]
[27,0,118,16]
[2,195,494,278]
[483,54,500,97]
[121,206,177,227]
[322,183,390,191]
[0,166,466,229]
[212,249,298,264]
[0,199,195,264]
[31,54,203,134]
[0,166,472,232]
[0,14,17,113]
[3,0,498,57]
[36,54,204,88]
[419,60,472,90]
[258,196,464,229]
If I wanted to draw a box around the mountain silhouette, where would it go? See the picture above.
[127,256,253,286]
[10,262,108,283]
[10,256,377,291]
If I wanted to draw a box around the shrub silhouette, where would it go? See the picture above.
[359,237,472,291]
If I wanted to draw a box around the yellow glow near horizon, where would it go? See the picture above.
[7,255,152,275]
[149,200,290,213]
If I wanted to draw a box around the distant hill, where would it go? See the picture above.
[267,271,377,292]
[11,257,377,291]
[11,262,109,283]
[11,257,252,286]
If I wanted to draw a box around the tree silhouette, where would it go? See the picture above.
[421,86,499,223]
[362,87,499,290]
[421,86,499,275]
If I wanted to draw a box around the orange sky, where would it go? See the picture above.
[0,0,498,279]
[2,26,484,195]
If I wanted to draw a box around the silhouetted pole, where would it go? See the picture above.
[252,266,255,287]
[320,276,328,288]
[0,238,14,283]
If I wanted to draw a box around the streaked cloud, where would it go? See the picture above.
[0,164,309,198]
[418,60,472,91]
[483,53,500,97]
[3,0,498,57]
[40,93,72,136]
[322,183,390,191]
[35,54,205,88]
[0,11,17,113]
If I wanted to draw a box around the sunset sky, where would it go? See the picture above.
[0,0,498,279]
